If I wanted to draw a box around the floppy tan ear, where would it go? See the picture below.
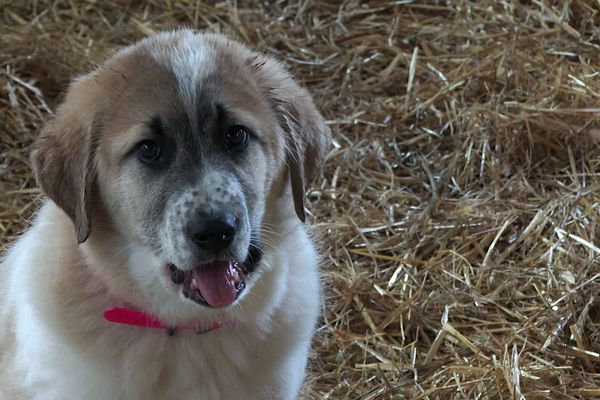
[253,57,332,221]
[31,75,101,243]
[279,96,331,221]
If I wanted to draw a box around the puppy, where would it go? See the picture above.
[0,30,330,400]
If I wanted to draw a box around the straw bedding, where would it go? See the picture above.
[2,1,600,398]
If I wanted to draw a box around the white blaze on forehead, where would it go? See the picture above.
[144,31,217,128]
[171,40,216,127]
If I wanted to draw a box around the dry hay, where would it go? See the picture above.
[2,1,600,399]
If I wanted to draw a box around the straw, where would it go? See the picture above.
[2,1,600,398]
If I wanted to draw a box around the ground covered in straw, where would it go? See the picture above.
[2,1,600,399]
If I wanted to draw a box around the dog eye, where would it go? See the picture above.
[225,125,249,151]
[136,140,162,162]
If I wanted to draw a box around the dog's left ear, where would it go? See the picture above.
[282,96,331,222]
[253,57,332,221]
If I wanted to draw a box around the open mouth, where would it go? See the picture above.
[168,245,262,308]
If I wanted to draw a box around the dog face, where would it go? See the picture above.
[31,31,330,320]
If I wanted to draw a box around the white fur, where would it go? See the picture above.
[146,30,216,130]
[1,203,320,399]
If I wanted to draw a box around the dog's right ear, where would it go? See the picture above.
[31,75,101,244]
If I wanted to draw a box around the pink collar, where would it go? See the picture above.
[103,307,231,336]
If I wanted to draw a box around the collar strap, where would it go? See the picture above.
[103,307,230,336]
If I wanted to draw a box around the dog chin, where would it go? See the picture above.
[122,243,262,322]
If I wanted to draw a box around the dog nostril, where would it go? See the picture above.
[192,233,209,243]
[188,214,237,253]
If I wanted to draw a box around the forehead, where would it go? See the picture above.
[103,32,273,133]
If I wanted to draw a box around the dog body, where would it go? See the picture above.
[0,31,330,400]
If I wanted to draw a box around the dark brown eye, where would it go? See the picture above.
[225,125,249,151]
[136,140,161,162]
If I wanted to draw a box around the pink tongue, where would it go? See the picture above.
[192,261,238,308]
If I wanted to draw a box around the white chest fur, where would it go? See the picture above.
[16,313,314,400]
[4,205,320,400]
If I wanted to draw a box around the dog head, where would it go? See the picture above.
[31,30,330,321]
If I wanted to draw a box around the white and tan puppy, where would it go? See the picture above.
[0,30,330,400]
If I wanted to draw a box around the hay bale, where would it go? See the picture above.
[2,1,600,398]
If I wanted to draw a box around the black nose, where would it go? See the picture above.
[188,214,237,253]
